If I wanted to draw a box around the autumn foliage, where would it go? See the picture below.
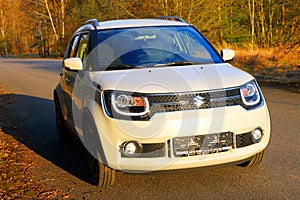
[0,0,299,68]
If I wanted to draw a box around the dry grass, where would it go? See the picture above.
[231,48,299,72]
[227,47,300,89]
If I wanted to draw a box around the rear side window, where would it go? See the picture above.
[76,33,89,63]
[64,33,90,70]
[65,33,89,60]
[66,35,80,58]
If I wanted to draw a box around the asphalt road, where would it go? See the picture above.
[0,58,299,199]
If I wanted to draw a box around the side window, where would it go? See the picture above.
[67,35,80,58]
[76,33,89,68]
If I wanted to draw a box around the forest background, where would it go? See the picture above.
[0,0,299,84]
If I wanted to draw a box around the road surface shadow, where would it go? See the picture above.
[0,93,94,185]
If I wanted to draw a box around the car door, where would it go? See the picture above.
[71,33,90,136]
[61,32,89,127]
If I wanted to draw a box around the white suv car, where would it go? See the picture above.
[54,17,270,186]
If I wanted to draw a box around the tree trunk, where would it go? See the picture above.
[280,2,285,47]
[43,0,59,42]
[61,0,65,40]
[0,10,8,57]
[218,4,223,44]
[248,0,255,50]
[229,0,233,35]
[268,0,274,47]
[187,0,194,22]
[158,0,169,16]
[258,0,266,47]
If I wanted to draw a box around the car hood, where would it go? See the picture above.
[89,63,254,93]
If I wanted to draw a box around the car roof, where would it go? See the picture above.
[75,19,190,33]
[97,19,189,30]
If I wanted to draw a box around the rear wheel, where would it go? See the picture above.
[54,96,72,143]
[239,150,266,167]
[83,112,116,186]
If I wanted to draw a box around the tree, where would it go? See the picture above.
[0,0,34,56]
[248,0,255,49]
[0,0,299,57]
[32,0,70,54]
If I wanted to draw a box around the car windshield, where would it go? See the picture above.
[94,26,223,71]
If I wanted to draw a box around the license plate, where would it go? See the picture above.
[173,132,233,157]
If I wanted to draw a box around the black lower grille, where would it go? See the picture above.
[121,143,165,158]
[120,131,256,159]
[236,132,254,148]
[172,131,256,157]
[173,132,233,157]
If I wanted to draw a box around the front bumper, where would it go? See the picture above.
[89,101,270,172]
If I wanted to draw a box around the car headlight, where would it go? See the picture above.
[240,80,261,107]
[103,91,150,118]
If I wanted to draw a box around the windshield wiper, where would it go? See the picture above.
[105,64,135,71]
[154,61,208,67]
[105,64,147,71]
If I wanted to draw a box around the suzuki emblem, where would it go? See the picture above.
[193,95,205,107]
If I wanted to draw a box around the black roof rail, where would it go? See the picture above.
[83,19,99,28]
[156,16,187,23]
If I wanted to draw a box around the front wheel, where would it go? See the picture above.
[87,152,116,186]
[83,111,116,186]
[239,150,266,167]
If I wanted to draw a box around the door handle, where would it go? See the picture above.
[65,77,71,83]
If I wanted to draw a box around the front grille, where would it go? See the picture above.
[236,132,254,148]
[148,88,241,116]
[103,87,260,121]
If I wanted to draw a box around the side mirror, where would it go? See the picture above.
[64,57,83,71]
[220,48,235,62]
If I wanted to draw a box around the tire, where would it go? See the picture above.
[83,111,116,187]
[54,96,71,143]
[239,150,266,168]
[86,152,116,186]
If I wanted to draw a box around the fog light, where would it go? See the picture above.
[121,141,142,157]
[251,128,263,143]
